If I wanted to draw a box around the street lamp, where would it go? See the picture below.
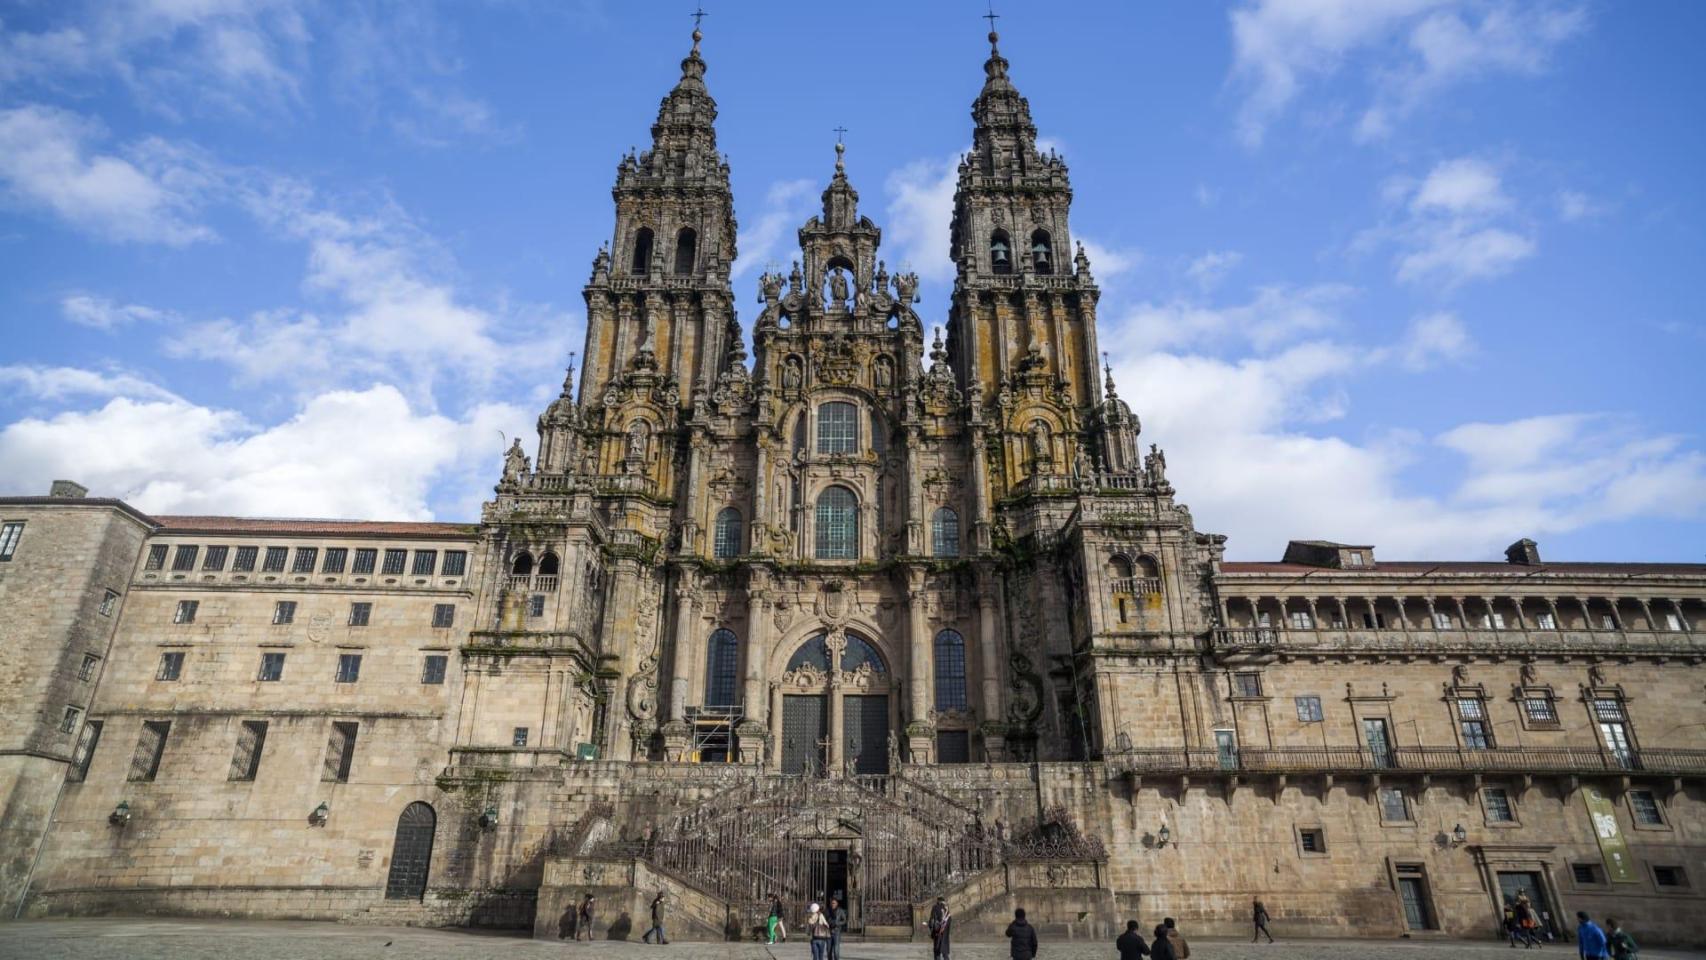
[108,801,131,826]
[1451,823,1467,846]
[310,802,330,827]
[1156,823,1171,848]
[479,806,500,830]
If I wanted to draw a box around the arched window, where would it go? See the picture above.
[817,401,858,454]
[787,635,831,672]
[990,231,1013,275]
[1031,230,1053,274]
[934,629,968,711]
[384,802,436,900]
[704,628,739,707]
[931,507,960,558]
[841,632,886,672]
[511,552,534,576]
[674,227,697,275]
[1136,555,1159,580]
[537,552,560,576]
[1109,555,1134,624]
[631,227,654,274]
[1108,556,1134,580]
[815,486,858,560]
[713,507,742,559]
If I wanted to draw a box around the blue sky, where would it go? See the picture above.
[1,0,1702,562]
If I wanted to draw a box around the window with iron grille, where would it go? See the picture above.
[100,589,120,616]
[934,630,968,712]
[128,720,170,781]
[156,651,184,681]
[348,602,371,626]
[78,653,99,682]
[321,547,347,573]
[1654,865,1688,888]
[411,550,437,576]
[1378,787,1409,822]
[528,595,545,618]
[814,486,858,559]
[262,547,288,572]
[228,720,267,781]
[258,652,285,682]
[382,549,407,575]
[421,655,447,685]
[173,600,198,624]
[272,601,296,625]
[443,550,467,576]
[512,727,529,747]
[292,547,318,573]
[1482,787,1515,822]
[1298,828,1326,853]
[335,654,362,683]
[713,508,743,559]
[202,545,228,570]
[1593,698,1625,721]
[1523,696,1558,726]
[0,521,24,561]
[1630,790,1665,826]
[931,507,960,558]
[144,544,168,570]
[1572,863,1605,885]
[60,705,81,733]
[937,729,971,764]
[171,545,199,571]
[1295,696,1324,722]
[322,722,357,782]
[1461,718,1493,749]
[704,629,739,708]
[232,546,258,572]
[816,401,858,454]
[68,720,101,782]
[352,548,377,574]
[432,603,455,628]
[1234,673,1263,698]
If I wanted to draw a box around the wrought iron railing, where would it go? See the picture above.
[1104,744,1706,777]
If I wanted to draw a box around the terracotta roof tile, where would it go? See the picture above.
[151,515,479,539]
[1221,560,1706,576]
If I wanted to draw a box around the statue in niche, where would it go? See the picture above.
[873,355,893,389]
[874,259,889,296]
[782,356,803,390]
[627,421,649,460]
[788,260,804,296]
[828,266,850,308]
[1029,421,1050,462]
[1074,443,1091,481]
[501,438,530,485]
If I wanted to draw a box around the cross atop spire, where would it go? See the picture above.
[692,5,708,30]
[833,125,848,144]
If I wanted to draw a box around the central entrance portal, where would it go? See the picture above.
[844,694,889,776]
[782,695,828,776]
[775,630,894,775]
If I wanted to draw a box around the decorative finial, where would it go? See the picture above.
[833,131,847,174]
[983,2,1001,49]
[691,5,707,52]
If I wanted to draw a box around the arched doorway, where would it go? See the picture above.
[778,631,892,777]
[384,801,436,900]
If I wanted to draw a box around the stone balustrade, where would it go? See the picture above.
[1105,743,1706,778]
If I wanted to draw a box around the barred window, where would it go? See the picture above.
[262,547,288,572]
[258,652,285,682]
[1461,718,1494,750]
[421,655,448,685]
[1234,673,1262,697]
[1295,696,1324,722]
[348,602,371,627]
[713,508,743,559]
[232,546,258,572]
[322,547,348,573]
[60,706,81,733]
[1482,787,1515,822]
[78,653,99,681]
[443,550,467,576]
[513,727,530,747]
[335,654,362,683]
[0,521,24,561]
[933,629,968,712]
[528,595,546,618]
[322,721,357,782]
[173,600,198,624]
[382,549,407,575]
[144,544,168,570]
[352,548,377,574]
[1378,787,1409,822]
[1630,790,1665,827]
[1523,697,1558,725]
[128,721,170,782]
[432,603,455,628]
[814,486,858,560]
[171,545,199,571]
[228,720,267,781]
[816,401,858,454]
[291,547,318,573]
[272,601,296,625]
[1298,828,1326,853]
[156,651,184,681]
[931,507,960,558]
[99,590,120,616]
[1593,698,1625,722]
[704,629,740,708]
[68,720,101,782]
[411,550,437,576]
[203,545,228,571]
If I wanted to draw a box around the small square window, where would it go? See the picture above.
[432,603,456,628]
[443,550,467,576]
[258,652,286,682]
[156,651,185,681]
[1482,787,1515,823]
[1630,790,1665,827]
[1522,696,1558,726]
[1432,612,1453,629]
[512,727,529,747]
[99,589,120,616]
[0,520,26,561]
[1234,673,1262,698]
[1288,611,1313,630]
[352,548,377,575]
[1457,698,1484,720]
[173,600,199,624]
[1572,863,1605,885]
[1535,611,1557,630]
[291,547,318,574]
[1298,827,1326,853]
[1654,865,1689,888]
[421,655,448,685]
[78,653,99,682]
[272,600,296,625]
[232,546,258,572]
[262,547,288,572]
[228,720,267,782]
[1347,551,1364,567]
[202,545,229,571]
[1295,696,1323,723]
[348,602,371,627]
[381,549,407,575]
[1482,612,1506,629]
[1593,698,1625,722]
[60,706,82,733]
[335,654,362,684]
[144,544,168,570]
[171,544,199,571]
[528,595,546,618]
[1378,787,1409,823]
[411,550,437,576]
[322,547,348,573]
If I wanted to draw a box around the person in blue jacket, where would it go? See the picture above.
[1577,911,1609,960]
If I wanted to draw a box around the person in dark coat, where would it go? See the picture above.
[1606,916,1639,960]
[641,890,668,945]
[1004,907,1039,959]
[1163,917,1190,959]
[1116,919,1151,959]
[576,893,596,941]
[828,896,848,960]
[1151,923,1178,960]
[928,896,953,960]
[1253,899,1274,943]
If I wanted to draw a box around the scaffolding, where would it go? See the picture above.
[686,705,742,763]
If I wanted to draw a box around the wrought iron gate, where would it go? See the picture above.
[384,801,436,900]
[782,695,827,777]
[843,694,889,775]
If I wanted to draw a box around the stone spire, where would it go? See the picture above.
[821,139,860,229]
[968,24,1043,179]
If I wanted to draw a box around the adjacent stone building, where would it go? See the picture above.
[2,24,1703,945]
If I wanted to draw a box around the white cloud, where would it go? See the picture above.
[60,294,174,330]
[1229,0,1587,146]
[731,178,816,281]
[883,153,960,284]
[0,104,216,244]
[1077,238,1141,283]
[1363,156,1536,288]
[0,380,532,521]
[1185,250,1243,290]
[1411,157,1507,214]
[0,364,180,403]
[1556,189,1608,222]
[1122,283,1356,353]
[1398,310,1472,370]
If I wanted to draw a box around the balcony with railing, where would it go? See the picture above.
[1110,576,1162,597]
[1104,744,1706,778]
[1210,625,1706,657]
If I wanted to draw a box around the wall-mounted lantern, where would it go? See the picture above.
[108,801,131,826]
[310,802,330,827]
[479,806,500,831]
[1156,823,1171,848]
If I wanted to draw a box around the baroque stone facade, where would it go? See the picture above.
[2,24,1705,946]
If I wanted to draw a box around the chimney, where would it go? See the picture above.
[49,480,88,499]
[1504,538,1541,565]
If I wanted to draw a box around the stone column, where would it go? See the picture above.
[1637,597,1655,631]
[977,570,1006,760]
[969,425,991,553]
[682,431,707,555]
[905,426,925,555]
[1305,597,1320,630]
[1508,596,1529,631]
[1671,598,1692,633]
[1334,597,1349,630]
[829,667,845,776]
[739,576,771,763]
[906,567,934,763]
[752,432,770,551]
[1579,596,1596,630]
[668,572,697,724]
[1543,597,1560,630]
[1423,597,1439,630]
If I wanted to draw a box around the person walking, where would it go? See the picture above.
[1606,917,1638,959]
[1514,893,1543,947]
[1252,899,1275,943]
[1577,911,1609,960]
[928,895,953,960]
[641,890,668,945]
[806,901,833,960]
[1150,923,1178,960]
[828,896,848,960]
[767,894,788,944]
[1004,907,1038,960]
[576,893,596,942]
[1163,917,1191,959]
[1116,919,1151,958]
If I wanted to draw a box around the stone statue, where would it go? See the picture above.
[782,356,803,390]
[887,731,901,768]
[1074,443,1091,480]
[1029,421,1049,461]
[760,270,784,301]
[873,259,889,296]
[788,260,803,296]
[873,356,893,389]
[894,270,918,304]
[627,422,648,459]
[829,267,850,307]
[1146,443,1167,486]
[502,438,529,484]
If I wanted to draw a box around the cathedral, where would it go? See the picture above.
[2,23,1704,946]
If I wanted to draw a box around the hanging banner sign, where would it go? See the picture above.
[1583,786,1637,883]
